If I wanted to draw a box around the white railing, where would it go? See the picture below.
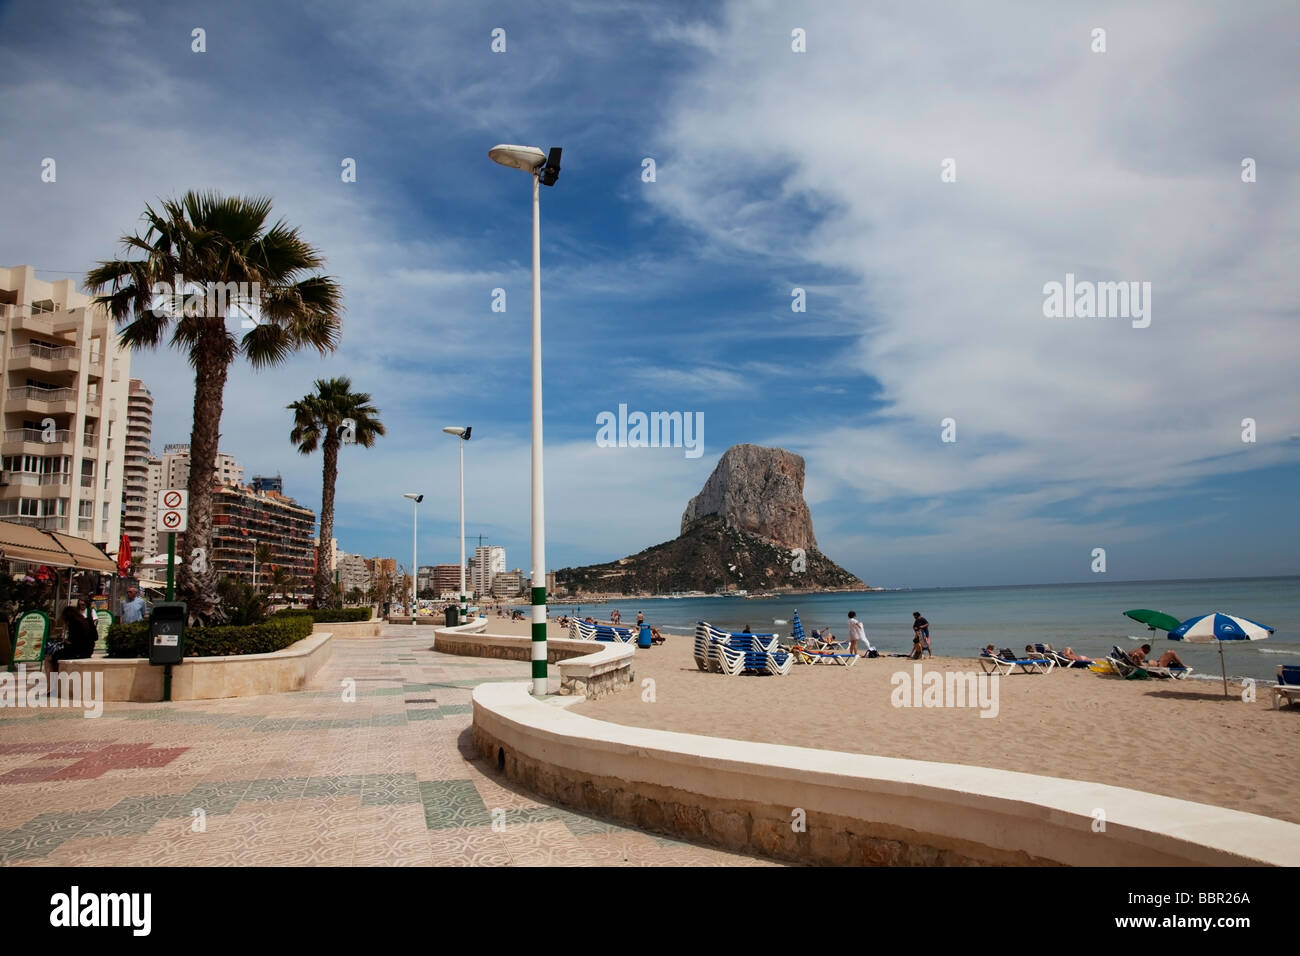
[7,386,75,403]
[38,473,70,486]
[5,515,69,531]
[10,343,80,362]
[3,428,72,444]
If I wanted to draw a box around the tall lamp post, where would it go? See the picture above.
[441,426,472,624]
[489,142,561,696]
[402,493,423,624]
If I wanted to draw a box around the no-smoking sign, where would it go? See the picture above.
[158,488,189,533]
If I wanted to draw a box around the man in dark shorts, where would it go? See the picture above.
[913,612,931,658]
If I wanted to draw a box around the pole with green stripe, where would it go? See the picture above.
[529,168,547,695]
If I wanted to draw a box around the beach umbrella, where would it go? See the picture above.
[1123,609,1181,633]
[1168,612,1274,698]
[791,611,806,644]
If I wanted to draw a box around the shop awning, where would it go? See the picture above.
[49,532,118,572]
[0,520,116,572]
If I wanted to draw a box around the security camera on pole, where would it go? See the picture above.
[441,426,472,624]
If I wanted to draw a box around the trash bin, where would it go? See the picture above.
[638,625,653,648]
[444,607,459,627]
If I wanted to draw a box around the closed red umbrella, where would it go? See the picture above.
[117,533,132,578]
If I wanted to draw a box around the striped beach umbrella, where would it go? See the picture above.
[1169,612,1274,698]
[791,611,806,644]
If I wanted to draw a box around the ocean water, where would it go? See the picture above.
[557,576,1300,683]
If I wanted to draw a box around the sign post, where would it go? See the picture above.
[157,490,188,698]
[158,489,188,603]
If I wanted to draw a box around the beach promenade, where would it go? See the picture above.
[0,625,769,867]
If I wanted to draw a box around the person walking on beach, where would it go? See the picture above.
[847,611,868,656]
[636,610,644,627]
[913,612,931,658]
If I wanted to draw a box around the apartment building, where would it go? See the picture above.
[491,569,524,598]
[0,265,130,548]
[211,483,316,596]
[431,563,465,597]
[338,552,370,597]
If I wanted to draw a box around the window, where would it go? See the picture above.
[79,500,93,518]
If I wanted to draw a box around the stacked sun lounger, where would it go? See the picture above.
[568,620,637,643]
[693,622,791,676]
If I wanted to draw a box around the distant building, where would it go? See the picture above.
[250,474,282,495]
[491,569,524,598]
[472,545,506,596]
[338,552,370,597]
[0,265,131,547]
[159,443,243,492]
[431,563,464,597]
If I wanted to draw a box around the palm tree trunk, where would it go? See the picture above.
[179,344,230,623]
[314,434,339,606]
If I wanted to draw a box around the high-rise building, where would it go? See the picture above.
[416,565,435,594]
[0,265,131,547]
[121,379,155,559]
[472,545,506,596]
[211,482,316,596]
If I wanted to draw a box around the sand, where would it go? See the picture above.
[565,631,1300,824]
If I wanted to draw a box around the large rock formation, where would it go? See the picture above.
[681,444,817,551]
[558,443,863,596]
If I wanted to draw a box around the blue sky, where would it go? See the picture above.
[1,0,1297,587]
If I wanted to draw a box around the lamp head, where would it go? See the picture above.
[403,493,424,503]
[489,144,545,173]
[539,147,562,186]
[442,426,472,440]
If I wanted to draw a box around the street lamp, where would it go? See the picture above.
[489,142,561,696]
[441,426,472,624]
[402,493,423,624]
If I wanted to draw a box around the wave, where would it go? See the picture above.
[773,619,788,624]
[1258,647,1300,656]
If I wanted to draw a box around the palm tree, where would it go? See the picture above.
[254,542,272,592]
[288,377,384,606]
[87,191,342,622]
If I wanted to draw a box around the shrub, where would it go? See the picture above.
[271,606,371,624]
[106,613,313,659]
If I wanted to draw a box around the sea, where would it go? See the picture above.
[554,576,1300,684]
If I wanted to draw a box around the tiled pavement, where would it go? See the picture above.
[0,628,772,866]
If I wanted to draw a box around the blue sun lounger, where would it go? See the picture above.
[978,647,1054,675]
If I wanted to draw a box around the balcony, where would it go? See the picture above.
[5,514,69,532]
[80,474,94,488]
[111,359,121,382]
[1,427,73,456]
[9,342,80,375]
[6,386,77,415]
[0,305,82,335]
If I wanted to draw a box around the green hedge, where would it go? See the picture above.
[271,607,372,624]
[106,614,314,659]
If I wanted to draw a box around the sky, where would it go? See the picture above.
[1,0,1297,588]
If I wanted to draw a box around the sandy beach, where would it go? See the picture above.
[564,630,1300,825]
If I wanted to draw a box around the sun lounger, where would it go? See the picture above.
[1033,643,1093,669]
[1108,644,1191,680]
[978,648,1054,675]
[1274,665,1300,709]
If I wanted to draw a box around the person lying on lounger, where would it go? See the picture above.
[1131,644,1184,668]
[1061,646,1094,663]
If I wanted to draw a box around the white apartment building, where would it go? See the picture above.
[122,379,155,559]
[338,552,370,597]
[0,265,130,547]
[472,545,506,596]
